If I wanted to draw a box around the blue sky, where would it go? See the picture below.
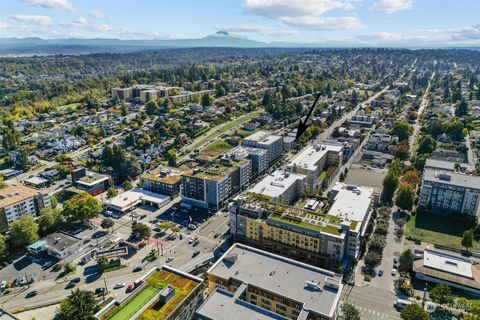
[0,0,479,46]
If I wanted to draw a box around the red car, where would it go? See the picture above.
[127,284,134,292]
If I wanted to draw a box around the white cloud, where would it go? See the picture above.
[244,0,353,18]
[370,0,413,14]
[0,20,9,30]
[214,24,298,36]
[22,0,75,12]
[89,10,110,19]
[73,17,87,25]
[90,24,112,32]
[10,14,54,26]
[281,16,363,30]
[242,0,362,30]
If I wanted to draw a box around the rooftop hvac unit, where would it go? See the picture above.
[305,280,321,291]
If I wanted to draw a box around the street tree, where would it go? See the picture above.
[97,257,110,272]
[100,218,115,233]
[57,289,99,320]
[62,192,102,223]
[429,283,453,305]
[341,303,361,320]
[462,229,474,251]
[364,251,382,270]
[396,183,414,211]
[400,304,428,320]
[106,187,117,199]
[398,249,414,272]
[9,215,39,248]
[0,234,8,260]
[38,207,62,234]
[382,172,399,203]
[131,222,152,240]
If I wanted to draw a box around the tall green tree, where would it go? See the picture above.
[38,207,62,233]
[446,121,466,141]
[391,121,413,141]
[462,229,474,251]
[383,172,399,203]
[145,100,160,115]
[429,283,453,305]
[455,99,468,117]
[341,303,361,320]
[9,215,39,248]
[396,183,414,211]
[417,135,436,155]
[57,289,99,320]
[0,234,8,260]
[398,249,414,272]
[400,304,428,320]
[62,192,102,223]
[131,222,151,240]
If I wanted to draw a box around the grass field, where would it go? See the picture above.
[199,140,233,158]
[189,111,262,150]
[405,211,479,251]
[108,286,160,320]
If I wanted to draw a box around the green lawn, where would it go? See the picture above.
[108,286,160,320]
[189,111,262,150]
[199,140,233,158]
[406,211,479,251]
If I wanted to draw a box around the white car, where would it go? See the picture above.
[391,269,397,276]
[188,237,197,244]
[114,282,125,289]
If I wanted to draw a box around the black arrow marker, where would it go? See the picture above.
[295,91,322,141]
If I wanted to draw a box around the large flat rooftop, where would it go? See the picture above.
[423,168,480,189]
[196,288,289,320]
[288,143,343,171]
[248,170,305,199]
[243,130,282,145]
[327,182,374,227]
[208,244,343,319]
[0,184,44,208]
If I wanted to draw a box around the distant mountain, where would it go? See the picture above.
[0,31,270,56]
[0,31,479,56]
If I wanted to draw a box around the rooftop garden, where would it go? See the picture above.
[270,214,341,236]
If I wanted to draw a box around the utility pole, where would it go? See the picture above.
[422,284,428,308]
[103,276,108,302]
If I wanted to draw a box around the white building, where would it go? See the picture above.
[327,183,375,260]
[247,170,306,205]
[287,143,343,189]
[242,130,283,164]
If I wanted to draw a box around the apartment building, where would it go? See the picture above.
[418,168,480,219]
[68,167,112,196]
[197,243,343,320]
[247,170,306,205]
[140,168,182,197]
[111,87,132,101]
[242,130,283,164]
[0,184,51,232]
[169,89,215,104]
[220,152,253,194]
[230,183,374,269]
[287,143,343,190]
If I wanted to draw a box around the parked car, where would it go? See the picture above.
[132,266,142,272]
[192,250,200,257]
[127,284,134,292]
[391,269,397,276]
[70,277,81,283]
[26,290,38,298]
[378,270,384,276]
[0,281,7,289]
[95,287,106,295]
[192,239,200,247]
[65,282,76,289]
[114,282,125,289]
[213,233,220,238]
[188,237,197,244]
[187,224,197,230]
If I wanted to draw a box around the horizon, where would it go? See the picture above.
[0,0,479,47]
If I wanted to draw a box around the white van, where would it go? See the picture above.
[394,299,412,309]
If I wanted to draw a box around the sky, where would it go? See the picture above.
[0,0,479,46]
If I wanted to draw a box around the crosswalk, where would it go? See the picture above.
[340,301,400,320]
